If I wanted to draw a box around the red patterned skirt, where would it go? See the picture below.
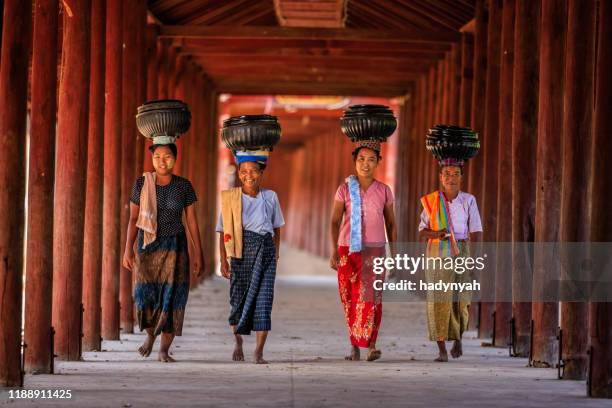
[337,246,384,348]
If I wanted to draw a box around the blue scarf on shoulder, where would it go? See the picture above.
[346,175,362,253]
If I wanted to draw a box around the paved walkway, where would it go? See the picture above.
[2,246,607,408]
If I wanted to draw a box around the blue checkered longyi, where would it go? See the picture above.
[229,230,277,334]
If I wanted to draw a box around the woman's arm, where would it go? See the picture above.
[274,227,281,260]
[122,203,140,271]
[219,232,230,279]
[383,203,397,244]
[185,205,204,278]
[419,228,449,241]
[329,200,345,270]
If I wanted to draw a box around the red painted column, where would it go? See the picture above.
[157,39,169,99]
[143,25,158,173]
[134,0,147,178]
[119,0,138,334]
[493,0,514,348]
[83,0,106,352]
[558,0,595,380]
[0,0,31,386]
[467,0,488,334]
[102,0,123,341]
[479,0,502,341]
[24,0,58,373]
[531,0,567,368]
[459,33,474,129]
[52,0,91,361]
[588,0,612,398]
[511,0,539,357]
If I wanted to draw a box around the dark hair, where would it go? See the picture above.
[238,161,266,172]
[149,143,177,157]
[352,146,381,161]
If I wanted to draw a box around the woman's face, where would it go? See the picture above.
[354,148,379,178]
[238,161,263,189]
[152,146,176,176]
[440,166,462,192]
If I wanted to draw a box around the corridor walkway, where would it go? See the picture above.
[4,247,603,408]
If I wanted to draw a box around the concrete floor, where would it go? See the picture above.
[2,246,609,408]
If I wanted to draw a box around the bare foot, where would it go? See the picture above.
[158,351,176,363]
[137,333,156,357]
[434,351,448,362]
[366,348,382,362]
[450,340,463,359]
[254,348,268,364]
[345,346,360,361]
[233,335,244,361]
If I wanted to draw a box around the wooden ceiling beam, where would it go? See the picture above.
[159,24,461,43]
[178,47,446,60]
[178,37,452,51]
[216,81,409,97]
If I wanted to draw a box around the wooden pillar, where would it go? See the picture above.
[479,0,502,340]
[531,0,566,368]
[0,0,32,385]
[24,0,58,373]
[157,39,169,99]
[52,0,91,361]
[143,25,158,173]
[588,0,612,398]
[493,0,515,348]
[558,0,595,380]
[134,0,147,178]
[468,0,488,332]
[119,0,139,334]
[511,0,539,357]
[459,33,474,128]
[102,0,123,341]
[449,44,461,125]
[82,0,106,352]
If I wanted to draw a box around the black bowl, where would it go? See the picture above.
[340,104,397,142]
[136,99,191,139]
[221,114,281,150]
[425,124,480,161]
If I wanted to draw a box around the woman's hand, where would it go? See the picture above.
[221,259,231,279]
[193,251,204,278]
[330,249,340,270]
[437,228,450,240]
[122,249,135,271]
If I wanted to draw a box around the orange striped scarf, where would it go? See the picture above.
[420,191,459,257]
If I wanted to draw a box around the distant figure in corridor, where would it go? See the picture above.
[217,151,285,364]
[122,143,204,362]
[418,159,482,362]
[330,141,397,362]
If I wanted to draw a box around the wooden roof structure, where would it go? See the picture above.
[149,0,475,96]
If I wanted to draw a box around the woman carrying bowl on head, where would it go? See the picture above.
[218,116,285,365]
[330,139,397,362]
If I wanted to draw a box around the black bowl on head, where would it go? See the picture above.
[340,104,397,142]
[425,124,480,161]
[221,114,281,151]
[136,99,191,139]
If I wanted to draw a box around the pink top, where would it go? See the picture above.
[335,179,394,247]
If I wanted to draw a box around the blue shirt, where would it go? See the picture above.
[216,189,285,236]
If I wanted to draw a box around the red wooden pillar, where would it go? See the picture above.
[134,0,147,178]
[143,25,158,173]
[119,0,139,334]
[0,0,31,386]
[511,0,539,357]
[558,0,595,380]
[467,0,488,333]
[479,0,502,340]
[102,0,123,341]
[24,0,58,373]
[82,0,106,352]
[449,44,461,125]
[157,39,169,99]
[588,0,612,398]
[493,0,514,348]
[531,0,566,368]
[52,0,91,361]
[459,33,474,128]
